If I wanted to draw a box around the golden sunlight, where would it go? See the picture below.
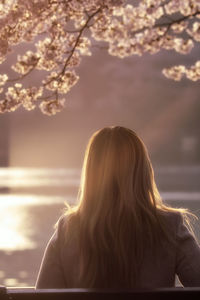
[0,202,36,251]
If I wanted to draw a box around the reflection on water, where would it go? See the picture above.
[0,198,65,287]
[0,194,75,207]
[0,205,35,251]
[0,167,80,257]
[0,194,76,252]
[0,167,80,188]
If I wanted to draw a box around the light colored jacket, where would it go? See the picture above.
[36,211,200,288]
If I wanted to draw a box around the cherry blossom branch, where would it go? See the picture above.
[44,6,103,85]
[1,0,200,115]
[60,7,103,76]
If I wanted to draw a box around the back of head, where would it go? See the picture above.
[80,126,158,221]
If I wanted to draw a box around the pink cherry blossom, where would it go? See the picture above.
[0,0,199,115]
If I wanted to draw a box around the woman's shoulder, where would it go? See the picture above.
[56,212,80,242]
[158,209,185,231]
[159,209,182,220]
[56,214,67,229]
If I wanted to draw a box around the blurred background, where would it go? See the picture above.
[0,42,200,287]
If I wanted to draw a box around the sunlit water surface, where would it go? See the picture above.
[0,167,199,287]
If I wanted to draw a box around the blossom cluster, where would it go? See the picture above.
[39,98,66,115]
[44,70,79,94]
[0,0,199,115]
[12,51,40,74]
[163,61,200,81]
[0,83,43,113]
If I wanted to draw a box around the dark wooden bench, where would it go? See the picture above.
[1,287,200,300]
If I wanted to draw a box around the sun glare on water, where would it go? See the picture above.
[0,167,79,251]
[0,204,36,251]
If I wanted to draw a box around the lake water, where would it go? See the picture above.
[0,167,200,287]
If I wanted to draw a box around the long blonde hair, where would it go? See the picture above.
[64,126,195,288]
